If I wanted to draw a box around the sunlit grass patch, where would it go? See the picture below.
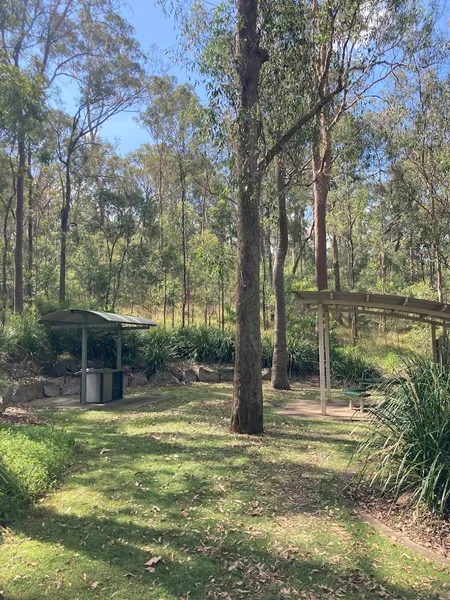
[0,383,449,599]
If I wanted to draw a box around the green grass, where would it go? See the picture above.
[0,426,76,523]
[0,384,449,599]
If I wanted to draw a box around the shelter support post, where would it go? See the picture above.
[431,323,438,363]
[318,303,326,416]
[324,308,331,404]
[117,325,122,370]
[81,324,87,405]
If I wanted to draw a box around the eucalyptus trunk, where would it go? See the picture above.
[59,158,71,304]
[312,109,331,291]
[26,148,33,301]
[332,233,343,324]
[1,194,13,324]
[15,137,26,312]
[271,152,290,390]
[230,0,265,435]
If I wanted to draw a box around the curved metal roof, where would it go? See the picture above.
[40,309,157,329]
[294,291,450,325]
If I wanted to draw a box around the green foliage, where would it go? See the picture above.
[0,310,49,360]
[356,359,450,517]
[331,346,381,383]
[171,326,235,363]
[140,329,176,375]
[0,426,75,524]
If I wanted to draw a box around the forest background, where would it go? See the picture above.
[1,0,449,404]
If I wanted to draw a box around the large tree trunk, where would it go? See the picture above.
[271,152,290,390]
[230,0,265,435]
[312,109,331,291]
[15,138,26,313]
[59,158,71,304]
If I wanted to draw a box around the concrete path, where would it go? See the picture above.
[30,393,164,410]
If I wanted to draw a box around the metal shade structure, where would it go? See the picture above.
[293,291,450,415]
[40,309,157,404]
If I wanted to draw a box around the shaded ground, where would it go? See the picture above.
[29,392,164,411]
[277,380,384,421]
[0,383,449,600]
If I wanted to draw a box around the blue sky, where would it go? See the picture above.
[67,0,198,155]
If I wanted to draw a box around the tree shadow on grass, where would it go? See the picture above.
[4,501,438,600]
[7,393,443,598]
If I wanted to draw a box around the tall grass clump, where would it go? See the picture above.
[141,328,176,375]
[171,327,235,363]
[0,310,49,360]
[0,426,75,523]
[331,346,380,383]
[356,358,450,517]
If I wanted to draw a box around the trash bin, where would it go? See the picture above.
[86,369,123,403]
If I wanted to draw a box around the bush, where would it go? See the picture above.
[171,327,235,363]
[141,328,176,375]
[0,426,75,524]
[356,359,450,517]
[331,346,380,383]
[0,310,49,361]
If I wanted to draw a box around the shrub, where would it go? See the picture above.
[141,328,176,375]
[331,346,380,383]
[356,359,450,517]
[0,426,76,523]
[287,338,318,376]
[0,310,49,361]
[171,327,235,363]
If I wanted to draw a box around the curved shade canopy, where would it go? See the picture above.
[40,308,157,329]
[294,290,450,325]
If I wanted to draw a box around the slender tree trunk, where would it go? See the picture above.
[15,137,26,312]
[332,233,343,324]
[312,109,331,291]
[26,148,33,301]
[220,269,225,331]
[59,157,71,304]
[180,161,187,328]
[1,195,14,325]
[434,243,443,303]
[230,0,265,434]
[261,214,269,330]
[163,271,167,327]
[271,152,290,390]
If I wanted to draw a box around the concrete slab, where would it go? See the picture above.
[278,396,371,421]
[30,394,164,411]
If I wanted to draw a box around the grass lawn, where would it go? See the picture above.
[1,383,449,600]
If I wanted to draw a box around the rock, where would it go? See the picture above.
[196,366,220,383]
[43,378,64,397]
[182,368,198,384]
[51,358,79,377]
[132,372,148,387]
[261,367,272,381]
[162,371,181,385]
[61,376,80,396]
[148,371,181,386]
[219,366,234,382]
[168,367,183,381]
[147,371,163,386]
[13,381,44,402]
